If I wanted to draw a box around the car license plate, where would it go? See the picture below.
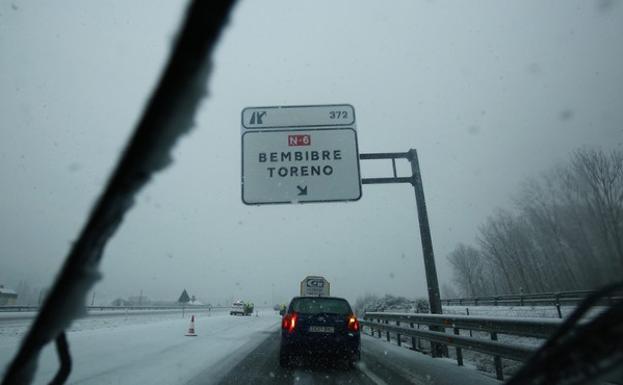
[309,326,334,333]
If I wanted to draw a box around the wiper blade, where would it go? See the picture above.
[504,281,623,385]
[1,2,237,384]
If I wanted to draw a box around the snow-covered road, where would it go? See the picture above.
[1,311,280,385]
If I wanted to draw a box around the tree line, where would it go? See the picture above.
[354,293,429,315]
[447,147,623,297]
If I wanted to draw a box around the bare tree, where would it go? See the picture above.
[447,243,484,297]
[571,148,623,271]
[441,283,459,299]
[446,147,623,297]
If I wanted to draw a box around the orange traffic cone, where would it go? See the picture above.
[185,315,197,336]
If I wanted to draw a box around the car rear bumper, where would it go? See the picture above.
[281,332,360,356]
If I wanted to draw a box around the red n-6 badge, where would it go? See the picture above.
[288,135,311,146]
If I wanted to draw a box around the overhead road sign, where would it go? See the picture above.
[241,104,362,205]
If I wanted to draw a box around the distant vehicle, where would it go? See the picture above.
[230,300,254,316]
[299,276,330,297]
[0,285,18,306]
[230,301,245,316]
[244,302,254,315]
[280,296,360,368]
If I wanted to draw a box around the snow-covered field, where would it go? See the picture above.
[0,310,280,384]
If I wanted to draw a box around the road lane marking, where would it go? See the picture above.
[356,362,390,385]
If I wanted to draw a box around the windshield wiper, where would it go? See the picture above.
[505,281,623,385]
[1,2,236,384]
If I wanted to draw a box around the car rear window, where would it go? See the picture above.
[290,298,352,315]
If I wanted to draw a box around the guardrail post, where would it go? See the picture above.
[377,319,382,338]
[555,293,562,319]
[396,320,402,346]
[410,322,417,350]
[386,320,391,342]
[465,308,473,337]
[491,332,503,380]
[454,328,463,366]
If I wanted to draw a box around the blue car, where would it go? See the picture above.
[280,296,361,368]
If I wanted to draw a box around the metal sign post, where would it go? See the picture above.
[360,149,445,357]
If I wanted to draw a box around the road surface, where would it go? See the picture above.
[209,332,499,385]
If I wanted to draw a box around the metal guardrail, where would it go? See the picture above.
[440,290,622,319]
[442,289,623,307]
[363,311,564,380]
[365,312,561,338]
[0,305,225,312]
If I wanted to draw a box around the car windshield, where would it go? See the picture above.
[290,298,352,315]
[1,1,622,385]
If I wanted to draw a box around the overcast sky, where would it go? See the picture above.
[1,0,622,306]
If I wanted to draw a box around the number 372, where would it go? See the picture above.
[329,110,348,119]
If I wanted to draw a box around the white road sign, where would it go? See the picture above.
[300,276,330,297]
[241,104,362,205]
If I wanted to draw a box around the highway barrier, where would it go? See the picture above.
[362,312,565,381]
[439,289,623,319]
[0,305,230,312]
[0,305,231,320]
[442,289,622,313]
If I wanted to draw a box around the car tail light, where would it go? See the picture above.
[282,312,298,333]
[347,314,360,332]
